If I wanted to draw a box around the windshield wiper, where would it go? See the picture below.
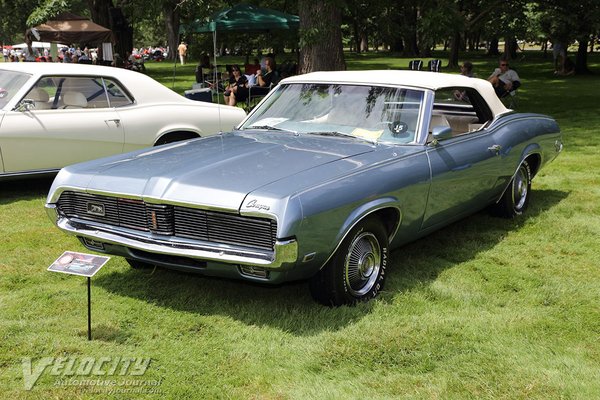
[307,131,376,143]
[246,125,296,134]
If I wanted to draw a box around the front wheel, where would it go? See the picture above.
[309,217,389,306]
[492,160,532,218]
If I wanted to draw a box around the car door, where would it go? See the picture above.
[421,88,502,229]
[0,76,124,173]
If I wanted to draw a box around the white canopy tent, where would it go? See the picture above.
[11,41,66,49]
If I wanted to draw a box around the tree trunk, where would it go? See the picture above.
[403,7,419,57]
[353,20,360,53]
[298,0,345,73]
[504,36,518,60]
[391,37,404,53]
[87,0,131,62]
[88,0,112,29]
[163,1,180,61]
[487,37,499,56]
[448,31,460,68]
[575,38,590,74]
[109,7,132,59]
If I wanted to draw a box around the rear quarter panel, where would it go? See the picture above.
[117,102,245,151]
[487,113,561,192]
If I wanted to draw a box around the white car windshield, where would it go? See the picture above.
[240,83,424,144]
[0,70,31,109]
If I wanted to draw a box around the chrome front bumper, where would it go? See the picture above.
[45,204,298,269]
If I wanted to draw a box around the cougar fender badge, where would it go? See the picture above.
[86,202,106,216]
[245,199,270,211]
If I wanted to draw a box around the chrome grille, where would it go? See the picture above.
[56,191,277,250]
[174,207,277,249]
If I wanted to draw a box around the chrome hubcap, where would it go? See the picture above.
[513,165,528,210]
[345,232,381,296]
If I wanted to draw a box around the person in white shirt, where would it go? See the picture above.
[488,60,521,97]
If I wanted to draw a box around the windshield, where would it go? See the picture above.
[0,70,31,109]
[240,83,424,144]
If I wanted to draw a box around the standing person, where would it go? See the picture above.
[177,41,187,65]
[552,40,564,74]
[487,59,521,98]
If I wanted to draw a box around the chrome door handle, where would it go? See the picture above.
[105,119,121,127]
[487,144,502,154]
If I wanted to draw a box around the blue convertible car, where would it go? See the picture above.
[45,71,562,305]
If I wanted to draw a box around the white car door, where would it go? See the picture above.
[0,76,125,173]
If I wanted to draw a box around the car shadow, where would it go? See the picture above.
[92,188,568,336]
[0,176,55,205]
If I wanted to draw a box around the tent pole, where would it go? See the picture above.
[172,34,179,89]
[213,30,220,104]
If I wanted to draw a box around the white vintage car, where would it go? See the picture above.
[0,63,245,179]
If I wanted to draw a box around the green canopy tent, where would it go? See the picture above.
[182,4,298,35]
[178,4,299,92]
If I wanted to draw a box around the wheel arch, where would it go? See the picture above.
[524,152,542,178]
[494,154,536,205]
[319,198,402,270]
[154,130,201,146]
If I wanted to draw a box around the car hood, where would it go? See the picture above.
[54,131,377,211]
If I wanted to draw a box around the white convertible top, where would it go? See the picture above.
[281,70,508,116]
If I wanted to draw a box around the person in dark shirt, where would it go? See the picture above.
[223,64,248,106]
[256,57,275,88]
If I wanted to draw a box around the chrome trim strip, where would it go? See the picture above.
[48,186,242,214]
[0,168,60,178]
[48,212,297,268]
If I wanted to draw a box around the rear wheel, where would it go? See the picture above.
[493,160,531,218]
[309,217,389,306]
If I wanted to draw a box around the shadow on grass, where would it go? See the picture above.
[93,188,568,336]
[0,177,55,205]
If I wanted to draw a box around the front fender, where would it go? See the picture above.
[322,197,401,268]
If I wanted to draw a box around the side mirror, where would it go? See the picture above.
[16,99,35,112]
[431,126,453,141]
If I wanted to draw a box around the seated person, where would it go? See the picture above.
[251,57,277,97]
[460,61,474,77]
[195,54,214,84]
[223,65,248,106]
[256,57,276,87]
[488,60,520,97]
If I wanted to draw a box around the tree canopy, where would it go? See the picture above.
[2,0,598,73]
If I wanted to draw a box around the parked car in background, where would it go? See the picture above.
[45,70,562,306]
[0,63,245,179]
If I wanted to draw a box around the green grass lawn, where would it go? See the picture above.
[1,51,599,399]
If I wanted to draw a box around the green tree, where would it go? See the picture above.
[535,0,600,74]
[0,0,41,44]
